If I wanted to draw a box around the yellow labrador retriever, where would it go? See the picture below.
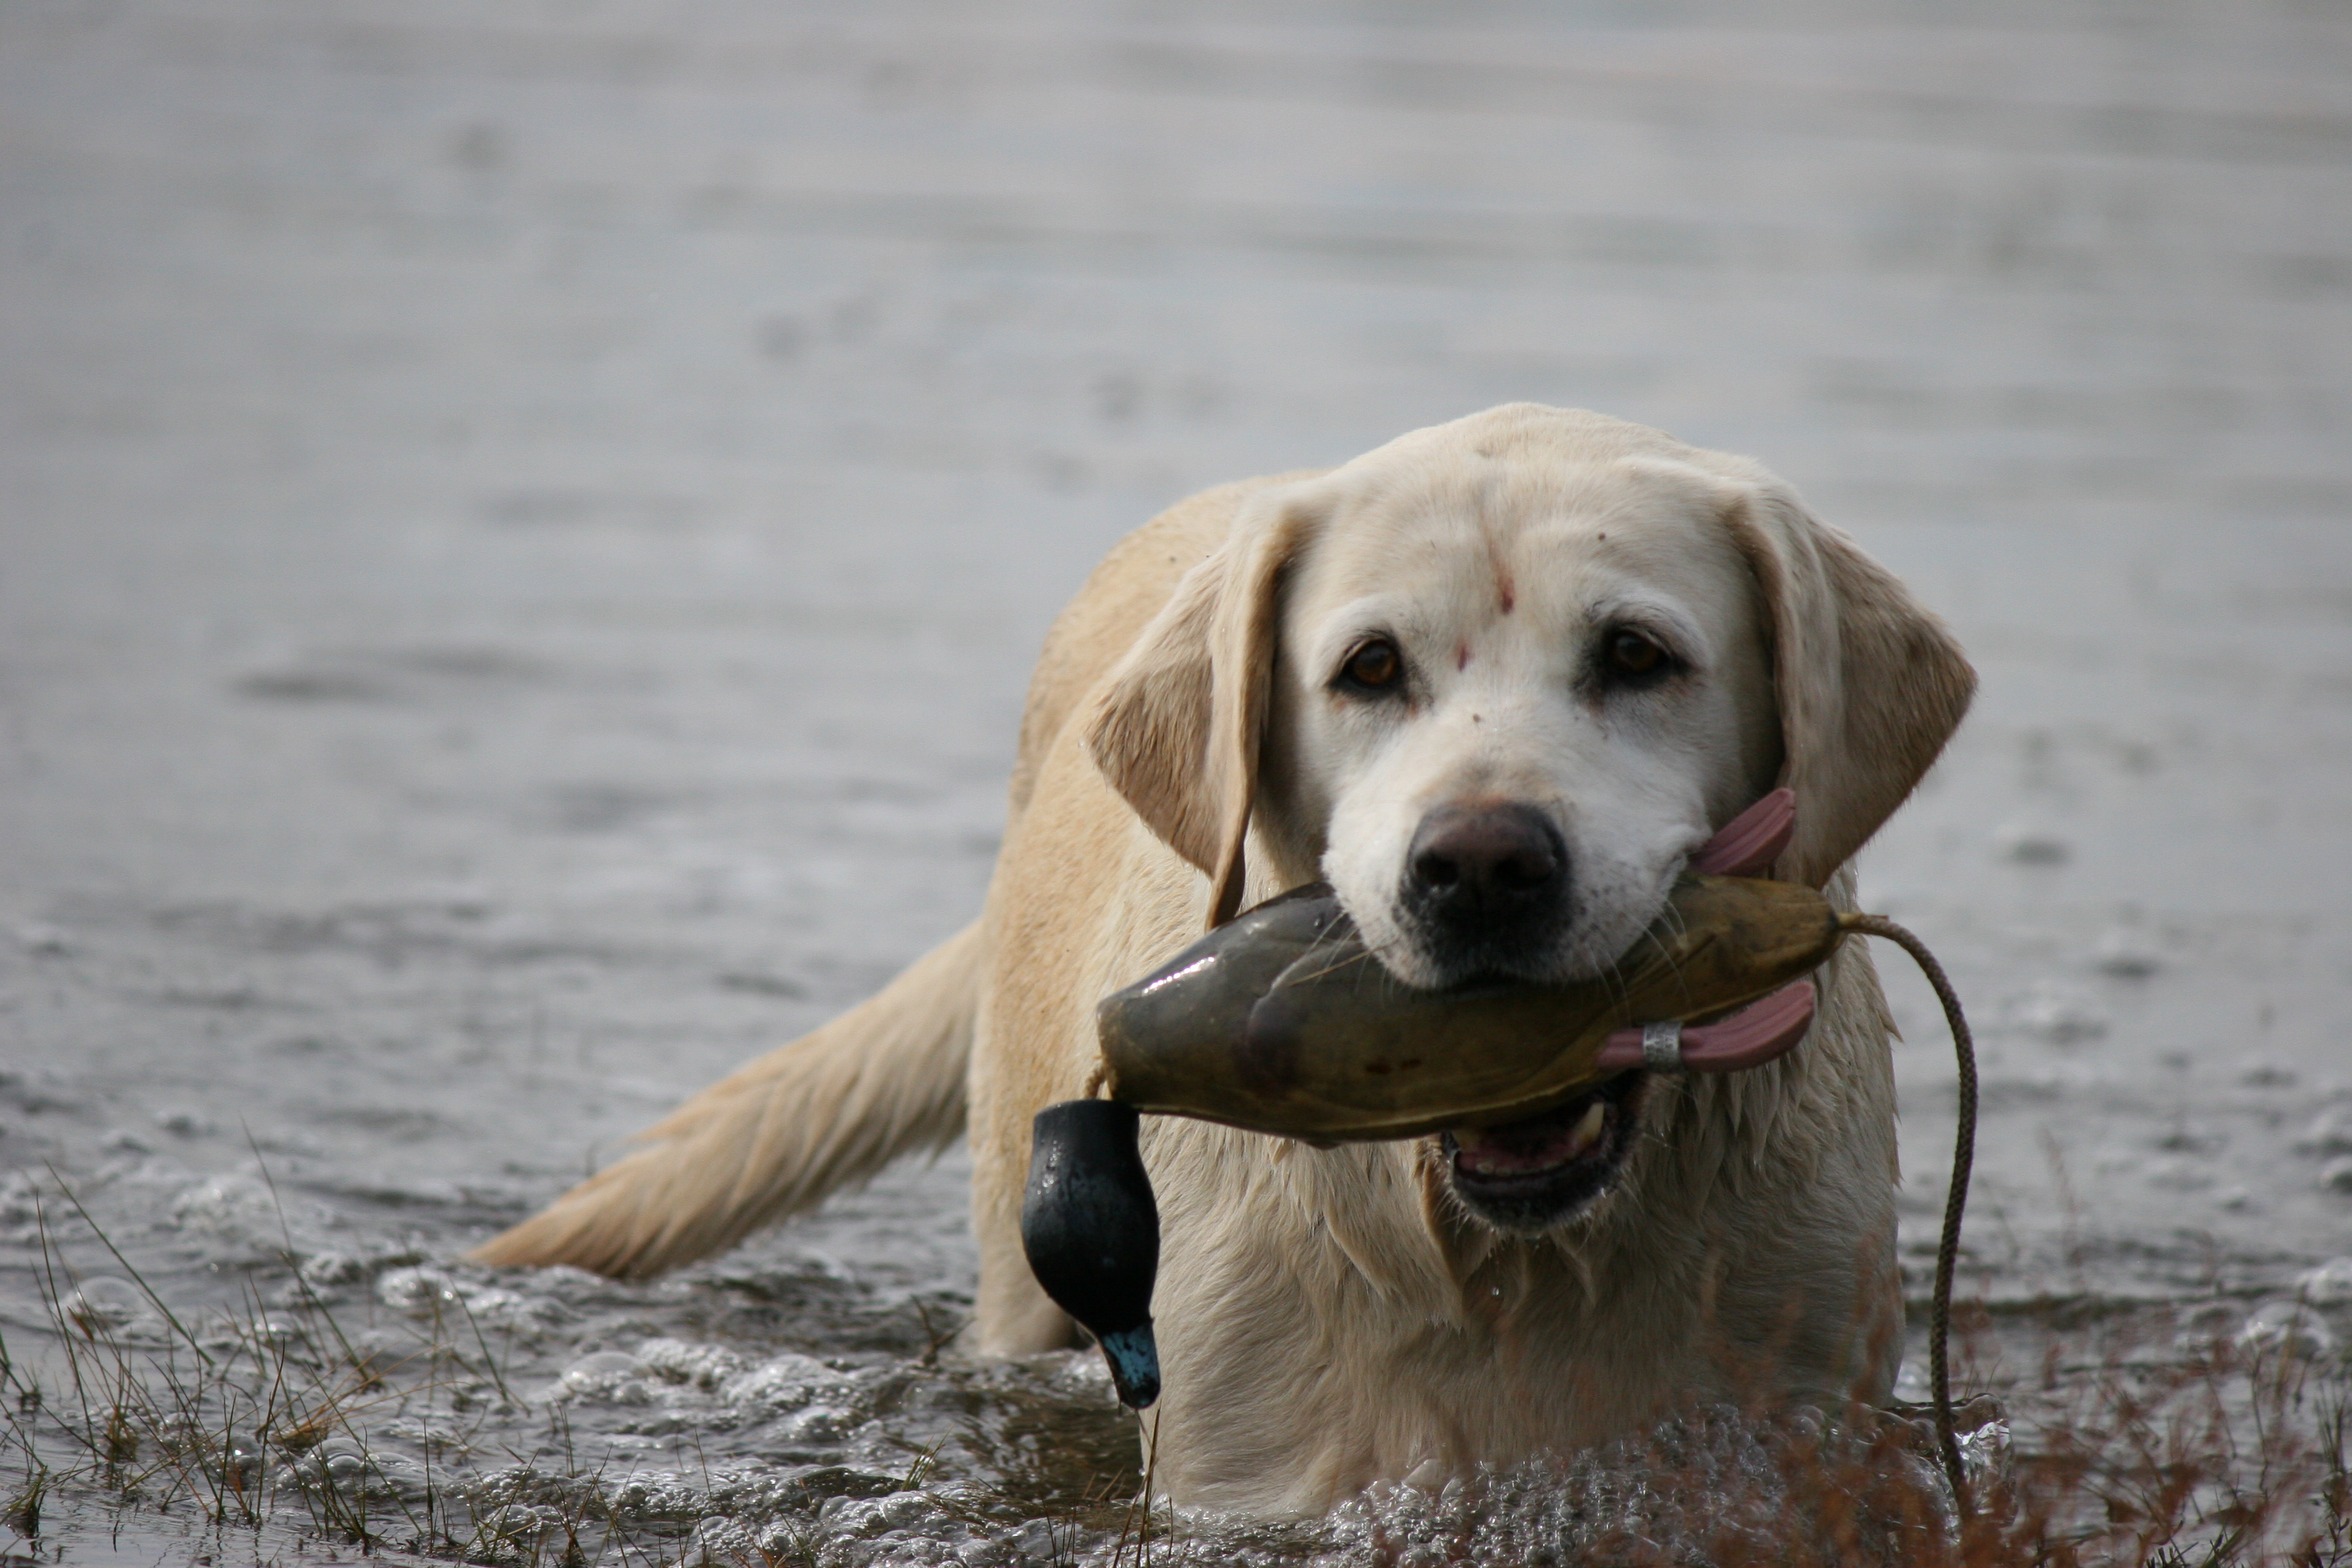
[476,404,1973,1514]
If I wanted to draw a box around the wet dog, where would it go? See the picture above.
[476,404,1973,1512]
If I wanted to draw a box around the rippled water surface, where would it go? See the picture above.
[3,1,2351,1562]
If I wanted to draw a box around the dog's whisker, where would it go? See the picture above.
[1285,925,1418,991]
[1288,945,1385,988]
[1633,925,1695,1006]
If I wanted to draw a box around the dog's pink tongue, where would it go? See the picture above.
[1455,1101,1608,1175]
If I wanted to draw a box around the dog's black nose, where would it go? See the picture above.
[1406,802,1567,928]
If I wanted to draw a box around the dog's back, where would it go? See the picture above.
[470,475,1304,1279]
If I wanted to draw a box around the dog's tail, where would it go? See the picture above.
[470,920,984,1279]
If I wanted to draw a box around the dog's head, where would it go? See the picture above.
[1086,405,1973,1232]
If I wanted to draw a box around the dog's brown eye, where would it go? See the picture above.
[1338,638,1403,692]
[1606,630,1666,678]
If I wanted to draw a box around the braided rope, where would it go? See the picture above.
[1843,912,1978,1514]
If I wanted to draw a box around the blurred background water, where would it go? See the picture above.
[3,1,2349,1562]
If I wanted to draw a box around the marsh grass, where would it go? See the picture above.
[0,1183,712,1568]
[1,1175,2347,1568]
[1971,1305,2352,1567]
[1532,1302,2352,1568]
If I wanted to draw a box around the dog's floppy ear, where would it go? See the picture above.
[1084,487,1324,928]
[1723,486,1975,888]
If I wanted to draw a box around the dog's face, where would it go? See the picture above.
[1262,460,1781,993]
[1087,405,1974,1237]
[1251,456,1781,1232]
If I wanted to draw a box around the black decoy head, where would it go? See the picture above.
[1020,1098,1161,1408]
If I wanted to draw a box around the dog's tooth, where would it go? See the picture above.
[1564,1101,1606,1157]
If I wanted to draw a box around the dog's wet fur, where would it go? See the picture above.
[477,405,1975,1514]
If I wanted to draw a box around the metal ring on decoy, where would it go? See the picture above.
[1641,1019,1683,1071]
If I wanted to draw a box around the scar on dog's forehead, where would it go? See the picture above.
[1303,458,1730,628]
[1485,534,1516,615]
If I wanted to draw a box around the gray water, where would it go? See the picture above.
[3,1,2351,1563]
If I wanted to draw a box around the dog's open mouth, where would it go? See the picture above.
[1442,1071,1646,1232]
